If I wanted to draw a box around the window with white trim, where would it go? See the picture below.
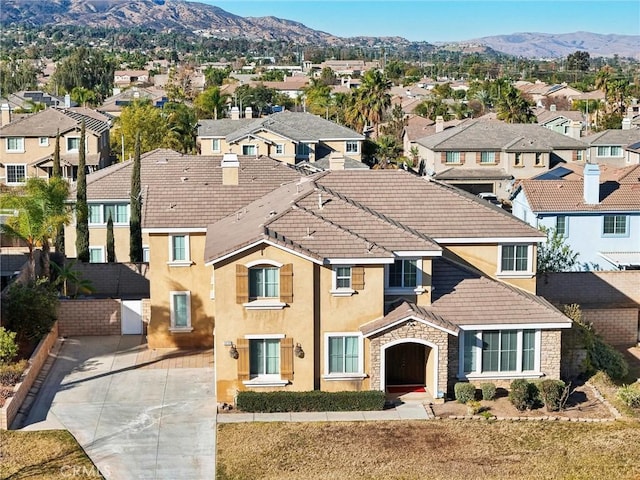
[603,215,627,236]
[597,146,623,157]
[345,141,359,154]
[39,137,49,147]
[142,245,150,263]
[500,245,530,273]
[89,246,105,263]
[66,137,80,153]
[212,138,221,153]
[5,164,26,185]
[325,333,364,378]
[556,216,567,237]
[445,151,460,164]
[169,234,190,264]
[462,329,538,375]
[335,266,352,290]
[6,137,24,152]
[88,203,129,225]
[249,266,279,299]
[274,144,284,155]
[242,144,256,155]
[296,142,311,156]
[480,151,495,164]
[576,150,584,161]
[387,259,417,288]
[250,338,280,377]
[170,291,191,330]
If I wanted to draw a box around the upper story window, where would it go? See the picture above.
[242,144,256,156]
[534,153,543,166]
[250,266,279,299]
[168,234,191,266]
[296,142,311,157]
[514,153,522,166]
[597,146,623,157]
[603,215,628,236]
[39,137,49,147]
[6,137,24,153]
[236,262,293,309]
[576,150,584,161]
[66,137,81,153]
[387,259,417,289]
[480,151,495,164]
[345,141,359,154]
[275,144,284,155]
[88,203,129,225]
[5,164,26,185]
[556,216,567,237]
[212,138,221,153]
[89,246,105,263]
[445,151,460,164]
[499,244,531,275]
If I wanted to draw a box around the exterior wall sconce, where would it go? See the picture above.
[294,343,305,359]
[229,344,239,359]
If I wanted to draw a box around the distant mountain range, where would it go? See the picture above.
[2,0,638,59]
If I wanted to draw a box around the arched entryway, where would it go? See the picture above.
[380,339,439,395]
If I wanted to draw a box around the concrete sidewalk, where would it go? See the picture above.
[20,336,216,480]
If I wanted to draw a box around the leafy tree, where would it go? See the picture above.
[381,104,406,142]
[106,212,115,263]
[317,67,337,86]
[255,70,285,82]
[496,86,536,123]
[566,51,590,72]
[52,260,94,298]
[414,98,450,121]
[2,280,59,343]
[234,84,291,115]
[0,59,38,94]
[51,47,115,100]
[194,86,230,120]
[302,79,333,117]
[129,132,143,263]
[70,86,97,107]
[163,102,197,153]
[75,120,89,262]
[537,227,579,273]
[203,66,230,88]
[111,101,168,160]
[0,177,70,281]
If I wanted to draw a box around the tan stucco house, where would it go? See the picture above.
[0,107,112,186]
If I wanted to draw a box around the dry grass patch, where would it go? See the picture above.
[0,430,102,479]
[217,420,640,480]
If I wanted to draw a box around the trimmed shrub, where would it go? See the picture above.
[0,360,28,386]
[617,384,640,409]
[509,379,538,411]
[480,382,496,401]
[466,400,483,415]
[235,390,386,413]
[454,382,476,404]
[539,379,567,412]
[589,338,628,381]
[0,327,18,364]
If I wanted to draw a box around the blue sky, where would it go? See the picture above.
[205,1,640,42]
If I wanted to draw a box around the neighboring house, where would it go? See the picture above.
[114,70,150,88]
[402,116,463,162]
[414,120,587,198]
[511,163,640,270]
[0,107,112,186]
[197,110,365,165]
[535,106,583,138]
[99,87,168,117]
[626,141,640,164]
[143,166,570,404]
[248,78,309,100]
[584,127,640,167]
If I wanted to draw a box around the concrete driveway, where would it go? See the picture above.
[20,336,216,480]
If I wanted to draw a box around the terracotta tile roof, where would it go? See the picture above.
[360,301,459,337]
[519,176,640,212]
[430,258,569,326]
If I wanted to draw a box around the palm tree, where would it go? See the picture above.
[193,86,230,120]
[353,70,392,136]
[374,135,402,167]
[0,177,71,281]
[496,86,536,124]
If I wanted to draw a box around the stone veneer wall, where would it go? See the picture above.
[540,329,562,380]
[368,321,450,395]
[583,308,638,347]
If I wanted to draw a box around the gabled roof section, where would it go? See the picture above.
[434,167,512,181]
[0,107,110,137]
[415,120,586,151]
[361,301,459,337]
[584,129,640,146]
[430,258,570,326]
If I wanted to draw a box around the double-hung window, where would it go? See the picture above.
[249,266,279,299]
[500,245,529,273]
[5,164,26,185]
[462,329,538,375]
[556,216,567,236]
[603,215,627,236]
[514,153,522,166]
[274,144,284,155]
[88,203,129,225]
[325,333,364,378]
[6,137,24,152]
[89,246,105,263]
[597,146,622,157]
[242,144,256,155]
[445,151,460,164]
[170,291,191,330]
[388,259,417,289]
[296,142,311,157]
[345,141,359,154]
[335,266,351,289]
[66,137,80,153]
[480,151,495,164]
[250,338,280,377]
[39,137,49,147]
[212,138,221,153]
[169,234,190,265]
[535,153,543,166]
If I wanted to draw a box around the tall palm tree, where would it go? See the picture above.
[0,177,71,280]
[496,86,536,124]
[353,70,392,136]
[193,86,230,120]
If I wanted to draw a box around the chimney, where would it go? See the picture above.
[329,153,345,170]
[221,153,240,186]
[622,118,631,130]
[435,115,444,133]
[1,103,12,126]
[230,106,240,120]
[245,107,252,119]
[568,120,582,139]
[550,104,556,112]
[583,163,600,205]
[64,93,71,108]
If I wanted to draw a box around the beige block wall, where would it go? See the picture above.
[147,232,214,348]
[583,308,639,346]
[57,298,122,336]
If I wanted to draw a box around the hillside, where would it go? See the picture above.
[464,32,640,59]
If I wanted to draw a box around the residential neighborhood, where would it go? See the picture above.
[0,1,639,479]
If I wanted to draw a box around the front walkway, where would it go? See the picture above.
[19,336,216,480]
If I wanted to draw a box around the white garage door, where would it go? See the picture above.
[121,300,143,335]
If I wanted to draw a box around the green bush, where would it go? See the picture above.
[466,400,483,414]
[589,338,628,381]
[0,327,18,364]
[1,280,58,343]
[509,379,538,411]
[0,360,28,386]
[617,384,640,409]
[539,379,566,412]
[454,382,476,404]
[480,382,496,401]
[235,390,386,413]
